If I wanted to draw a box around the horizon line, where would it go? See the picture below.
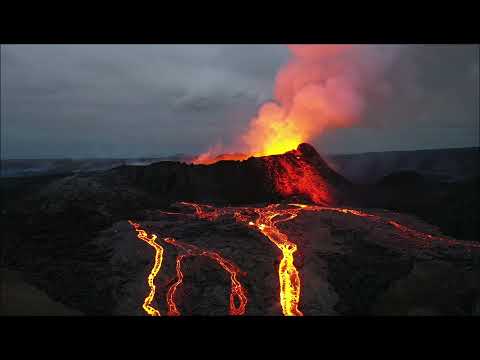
[1,145,479,161]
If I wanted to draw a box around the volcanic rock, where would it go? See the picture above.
[2,143,478,316]
[102,143,353,207]
[96,204,480,316]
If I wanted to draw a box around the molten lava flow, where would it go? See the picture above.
[179,201,222,221]
[384,219,480,249]
[176,201,480,316]
[128,220,165,316]
[163,237,248,316]
[252,205,304,316]
[129,218,247,316]
[130,199,479,316]
[264,150,333,205]
[165,252,186,316]
[181,202,305,316]
[289,204,480,249]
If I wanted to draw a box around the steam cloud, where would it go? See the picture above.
[240,45,400,156]
[193,45,401,163]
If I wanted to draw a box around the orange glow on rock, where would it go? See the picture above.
[193,144,337,206]
[264,150,333,206]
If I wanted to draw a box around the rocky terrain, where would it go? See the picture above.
[327,147,479,184]
[4,147,478,183]
[1,144,479,316]
[0,269,83,316]
[97,203,479,316]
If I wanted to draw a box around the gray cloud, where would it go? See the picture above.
[1,44,478,158]
[360,45,479,129]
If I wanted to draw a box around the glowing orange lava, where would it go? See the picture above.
[130,200,479,316]
[181,202,305,316]
[128,220,165,316]
[289,204,480,249]
[163,237,248,316]
[179,201,222,221]
[129,218,247,316]
[264,150,333,205]
[176,201,480,316]
[251,205,304,316]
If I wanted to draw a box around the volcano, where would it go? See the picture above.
[3,143,479,316]
[107,143,353,207]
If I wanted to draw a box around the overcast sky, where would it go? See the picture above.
[1,44,478,158]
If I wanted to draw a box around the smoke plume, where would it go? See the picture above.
[195,45,400,162]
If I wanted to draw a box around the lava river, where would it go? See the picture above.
[129,202,480,316]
